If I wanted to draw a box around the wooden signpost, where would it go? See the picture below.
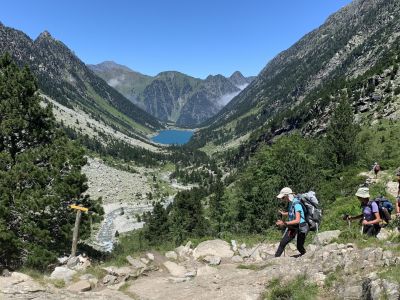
[70,204,88,257]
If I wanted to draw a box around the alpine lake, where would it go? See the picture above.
[151,129,194,145]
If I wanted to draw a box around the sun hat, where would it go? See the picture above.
[355,187,370,198]
[277,187,293,199]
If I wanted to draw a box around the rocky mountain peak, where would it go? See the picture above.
[36,30,53,41]
[228,71,251,88]
[229,71,245,81]
[94,60,134,72]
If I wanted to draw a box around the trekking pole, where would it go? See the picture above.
[282,227,288,257]
[249,236,269,257]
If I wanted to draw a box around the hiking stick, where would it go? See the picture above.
[248,237,268,257]
[248,227,288,258]
[282,227,288,257]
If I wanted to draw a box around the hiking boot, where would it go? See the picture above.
[291,253,305,258]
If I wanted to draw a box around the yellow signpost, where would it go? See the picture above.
[70,205,89,212]
[70,204,88,257]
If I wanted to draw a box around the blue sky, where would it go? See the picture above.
[1,0,352,78]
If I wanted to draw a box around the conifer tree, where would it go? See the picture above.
[0,54,103,270]
[143,202,169,245]
[325,94,360,168]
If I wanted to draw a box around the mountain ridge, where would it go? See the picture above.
[0,22,163,141]
[89,62,254,127]
[191,0,400,153]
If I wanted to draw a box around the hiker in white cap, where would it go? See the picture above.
[346,187,382,236]
[275,187,309,257]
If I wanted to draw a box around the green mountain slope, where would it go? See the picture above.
[90,62,254,127]
[192,0,400,152]
[0,24,163,138]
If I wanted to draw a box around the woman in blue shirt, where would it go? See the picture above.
[275,187,309,257]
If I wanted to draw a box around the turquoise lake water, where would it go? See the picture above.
[151,130,194,145]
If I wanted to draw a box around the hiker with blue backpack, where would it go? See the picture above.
[274,187,309,257]
[346,187,389,237]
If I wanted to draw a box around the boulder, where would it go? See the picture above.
[57,256,69,264]
[175,246,187,257]
[102,265,143,278]
[126,256,146,269]
[377,228,390,240]
[382,279,400,300]
[0,273,45,295]
[313,230,341,245]
[67,280,91,292]
[146,253,155,261]
[203,255,221,266]
[163,261,187,277]
[238,248,251,258]
[140,258,150,265]
[231,240,238,252]
[102,274,118,285]
[193,239,234,259]
[50,267,77,283]
[11,272,35,282]
[165,251,178,260]
[66,256,80,269]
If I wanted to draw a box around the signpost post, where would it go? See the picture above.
[70,205,88,257]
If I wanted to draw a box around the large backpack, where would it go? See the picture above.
[297,191,322,232]
[369,196,393,224]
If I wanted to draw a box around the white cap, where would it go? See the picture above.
[277,187,293,199]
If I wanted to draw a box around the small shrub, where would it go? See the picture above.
[264,275,318,300]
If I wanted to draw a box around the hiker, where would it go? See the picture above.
[396,170,400,196]
[275,187,309,257]
[397,196,400,217]
[373,162,380,178]
[346,187,381,237]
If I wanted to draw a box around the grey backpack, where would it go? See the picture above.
[298,191,322,232]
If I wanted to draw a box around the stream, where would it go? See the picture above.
[92,197,174,252]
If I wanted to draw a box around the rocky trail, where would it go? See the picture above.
[359,169,398,198]
[1,232,399,300]
[2,168,399,299]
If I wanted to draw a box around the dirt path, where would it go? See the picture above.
[127,263,267,300]
[359,170,398,198]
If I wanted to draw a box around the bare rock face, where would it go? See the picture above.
[193,239,234,259]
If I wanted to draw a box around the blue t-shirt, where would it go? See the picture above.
[288,199,306,223]
[363,201,379,221]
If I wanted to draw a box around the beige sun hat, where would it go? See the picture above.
[355,187,370,198]
[277,187,293,199]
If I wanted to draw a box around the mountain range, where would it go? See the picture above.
[0,22,163,142]
[89,61,254,127]
[191,0,400,154]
